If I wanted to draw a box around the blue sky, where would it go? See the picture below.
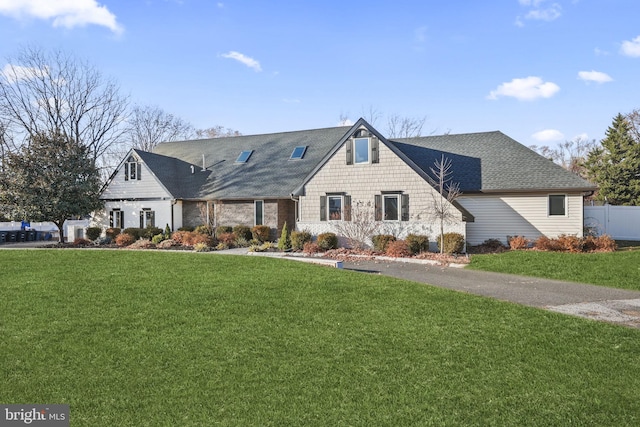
[1,0,639,148]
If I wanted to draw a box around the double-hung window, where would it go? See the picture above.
[110,209,124,228]
[320,194,352,221]
[328,196,342,220]
[140,209,155,228]
[354,138,370,164]
[124,156,141,181]
[375,193,409,221]
[383,194,400,221]
[255,200,264,226]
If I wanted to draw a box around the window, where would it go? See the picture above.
[375,193,409,221]
[124,156,141,181]
[290,146,307,160]
[354,138,369,164]
[109,209,124,228]
[140,209,155,228]
[549,195,566,216]
[383,195,399,221]
[328,196,342,220]
[255,200,264,226]
[236,150,253,163]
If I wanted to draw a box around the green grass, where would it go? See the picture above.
[2,250,640,426]
[469,250,640,290]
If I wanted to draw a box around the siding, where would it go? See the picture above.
[98,200,174,231]
[101,160,171,200]
[298,135,464,242]
[458,193,585,245]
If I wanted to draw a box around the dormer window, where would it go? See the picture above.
[346,129,379,165]
[236,150,253,163]
[124,156,141,181]
[354,138,370,164]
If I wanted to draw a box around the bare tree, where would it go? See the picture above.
[626,109,640,143]
[0,46,129,170]
[198,201,215,234]
[195,126,241,139]
[125,104,195,152]
[428,155,462,253]
[529,137,596,178]
[386,114,427,138]
[330,200,381,249]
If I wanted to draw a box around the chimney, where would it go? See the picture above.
[190,165,194,174]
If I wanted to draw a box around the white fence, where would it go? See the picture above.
[584,206,640,241]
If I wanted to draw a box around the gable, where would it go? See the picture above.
[101,151,172,200]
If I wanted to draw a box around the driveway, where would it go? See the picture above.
[340,258,640,329]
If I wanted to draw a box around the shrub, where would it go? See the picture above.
[386,240,412,257]
[85,227,102,241]
[128,239,155,249]
[437,232,465,254]
[303,241,322,254]
[218,232,236,247]
[405,234,429,254]
[170,230,192,245]
[534,236,563,252]
[151,233,165,244]
[140,227,162,240]
[178,226,195,232]
[249,242,275,252]
[372,234,396,252]
[191,233,214,247]
[216,242,230,251]
[157,239,178,249]
[123,227,142,240]
[252,225,271,242]
[594,235,617,252]
[194,224,213,235]
[73,238,92,246]
[193,242,210,252]
[317,232,338,250]
[95,236,111,245]
[557,234,584,253]
[233,225,252,241]
[164,224,172,238]
[508,235,530,250]
[291,230,312,251]
[105,228,121,240]
[278,222,292,251]
[115,233,135,247]
[215,226,233,239]
[235,236,250,247]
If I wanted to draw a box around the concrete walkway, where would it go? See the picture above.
[3,242,640,328]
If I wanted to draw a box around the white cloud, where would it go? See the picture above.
[621,35,640,57]
[0,0,123,34]
[221,51,262,72]
[487,76,560,101]
[572,132,589,141]
[578,70,613,84]
[532,129,565,142]
[516,0,562,25]
[1,64,49,84]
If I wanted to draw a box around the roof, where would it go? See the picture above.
[152,126,350,199]
[132,121,595,201]
[389,131,596,193]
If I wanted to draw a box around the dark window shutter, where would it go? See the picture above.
[320,196,327,221]
[346,138,353,165]
[124,163,129,181]
[375,195,382,221]
[139,211,144,228]
[371,137,379,164]
[120,211,124,228]
[137,163,142,180]
[109,211,114,227]
[344,195,352,221]
[401,194,410,221]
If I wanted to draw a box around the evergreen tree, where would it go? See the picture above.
[0,130,103,242]
[585,114,640,205]
[277,222,291,251]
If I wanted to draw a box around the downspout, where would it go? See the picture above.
[171,199,177,231]
[290,193,300,223]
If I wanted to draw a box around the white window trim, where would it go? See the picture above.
[354,137,370,165]
[548,194,567,217]
[383,194,400,221]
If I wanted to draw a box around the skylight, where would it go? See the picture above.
[290,145,307,160]
[236,150,253,163]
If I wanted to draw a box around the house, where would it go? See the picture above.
[96,119,596,246]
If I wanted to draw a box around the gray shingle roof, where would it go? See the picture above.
[151,126,350,199]
[139,123,595,200]
[390,131,596,193]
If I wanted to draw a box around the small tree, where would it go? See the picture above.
[428,155,462,253]
[330,200,380,249]
[0,130,103,242]
[277,222,291,251]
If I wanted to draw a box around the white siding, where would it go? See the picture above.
[97,200,174,231]
[101,159,171,200]
[458,193,585,245]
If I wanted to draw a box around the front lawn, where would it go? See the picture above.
[2,250,640,426]
[469,249,640,290]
